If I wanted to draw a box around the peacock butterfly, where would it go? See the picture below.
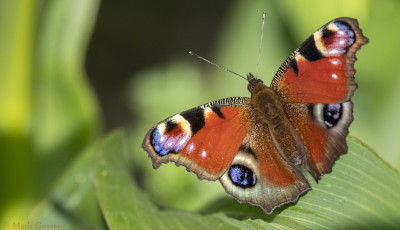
[142,17,368,214]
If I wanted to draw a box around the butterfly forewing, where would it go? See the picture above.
[271,17,368,104]
[142,97,252,180]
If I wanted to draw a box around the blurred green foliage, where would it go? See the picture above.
[1,0,400,229]
[0,0,101,226]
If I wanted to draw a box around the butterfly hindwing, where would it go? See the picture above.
[284,102,354,179]
[142,97,252,180]
[219,116,311,214]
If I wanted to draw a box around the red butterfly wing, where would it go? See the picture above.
[142,97,252,180]
[271,17,368,104]
[271,18,368,179]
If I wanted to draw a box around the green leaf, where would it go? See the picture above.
[96,131,400,229]
[0,0,101,222]
[33,143,106,229]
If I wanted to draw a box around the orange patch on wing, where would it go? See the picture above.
[293,111,326,164]
[307,123,327,164]
[257,132,296,187]
[279,56,348,104]
[180,107,250,175]
[284,105,327,165]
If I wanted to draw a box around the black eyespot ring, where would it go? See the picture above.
[228,165,257,188]
[323,104,342,128]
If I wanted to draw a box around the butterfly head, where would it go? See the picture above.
[246,73,284,121]
[246,73,265,94]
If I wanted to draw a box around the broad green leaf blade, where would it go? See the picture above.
[276,136,400,229]
[33,144,106,229]
[95,131,276,229]
[95,131,400,229]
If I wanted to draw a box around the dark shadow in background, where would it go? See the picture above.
[86,1,233,131]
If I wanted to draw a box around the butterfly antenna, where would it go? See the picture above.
[256,12,266,78]
[188,51,247,80]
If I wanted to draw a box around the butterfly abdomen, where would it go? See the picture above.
[249,79,284,123]
[248,79,303,165]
